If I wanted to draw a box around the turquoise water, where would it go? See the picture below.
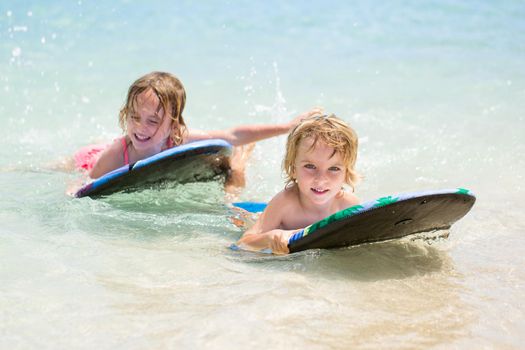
[1,1,525,348]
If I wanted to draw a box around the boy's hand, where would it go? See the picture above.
[269,230,294,255]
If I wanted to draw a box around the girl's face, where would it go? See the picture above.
[293,137,346,207]
[126,89,173,153]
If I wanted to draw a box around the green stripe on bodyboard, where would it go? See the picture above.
[303,204,364,236]
[374,196,399,207]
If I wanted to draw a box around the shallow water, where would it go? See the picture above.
[1,1,525,349]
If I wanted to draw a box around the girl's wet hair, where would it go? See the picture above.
[283,113,360,191]
[119,71,188,145]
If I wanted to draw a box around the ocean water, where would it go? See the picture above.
[1,1,524,349]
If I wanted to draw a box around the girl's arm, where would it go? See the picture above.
[236,193,300,254]
[88,140,124,179]
[188,124,289,146]
[187,108,322,146]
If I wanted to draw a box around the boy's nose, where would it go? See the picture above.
[314,171,328,182]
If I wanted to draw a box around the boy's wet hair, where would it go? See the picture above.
[283,113,360,190]
[119,71,188,145]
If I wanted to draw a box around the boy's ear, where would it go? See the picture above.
[290,165,296,178]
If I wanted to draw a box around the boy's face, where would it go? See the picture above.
[293,137,346,206]
[126,89,173,153]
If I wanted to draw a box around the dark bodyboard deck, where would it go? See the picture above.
[235,188,476,253]
[75,139,232,198]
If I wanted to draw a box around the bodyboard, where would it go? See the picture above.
[234,188,476,253]
[75,139,232,198]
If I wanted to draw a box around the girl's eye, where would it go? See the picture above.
[147,119,159,125]
[304,164,316,169]
[329,166,341,172]
[130,115,140,121]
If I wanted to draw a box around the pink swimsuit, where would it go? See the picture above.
[74,142,111,171]
[74,137,173,171]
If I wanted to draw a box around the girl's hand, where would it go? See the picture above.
[288,107,324,129]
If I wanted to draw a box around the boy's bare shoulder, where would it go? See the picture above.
[265,186,299,212]
[273,186,299,203]
[340,191,360,209]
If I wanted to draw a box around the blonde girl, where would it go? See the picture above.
[74,71,320,188]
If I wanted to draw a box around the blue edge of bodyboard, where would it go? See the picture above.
[75,139,232,197]
[231,187,475,254]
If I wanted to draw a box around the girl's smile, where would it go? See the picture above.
[133,133,152,142]
[126,89,173,156]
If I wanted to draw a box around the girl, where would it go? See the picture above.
[74,71,319,189]
[236,114,360,254]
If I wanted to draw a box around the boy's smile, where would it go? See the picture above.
[311,187,329,195]
[294,137,346,207]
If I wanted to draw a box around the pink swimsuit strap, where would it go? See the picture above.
[121,137,129,165]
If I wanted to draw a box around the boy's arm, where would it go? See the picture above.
[236,194,299,254]
[237,228,296,255]
[187,108,322,146]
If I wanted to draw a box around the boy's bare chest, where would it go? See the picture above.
[280,209,329,231]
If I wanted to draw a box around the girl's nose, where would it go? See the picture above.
[133,118,147,129]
